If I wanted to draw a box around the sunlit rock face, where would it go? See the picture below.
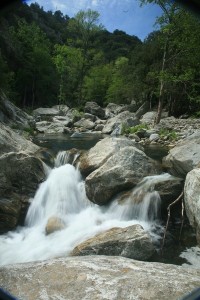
[71,224,155,261]
[79,136,142,176]
[45,216,65,235]
[85,146,160,205]
[0,122,39,156]
[184,168,200,245]
[102,110,139,134]
[163,131,200,177]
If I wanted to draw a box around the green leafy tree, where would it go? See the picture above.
[54,45,84,106]
[140,0,200,120]
[68,10,103,100]
[83,63,112,106]
[0,51,14,95]
[106,57,135,104]
[10,19,58,107]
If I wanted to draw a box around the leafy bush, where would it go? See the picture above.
[122,123,149,135]
[159,128,177,140]
[23,126,35,136]
[72,109,84,118]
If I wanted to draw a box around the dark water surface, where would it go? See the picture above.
[33,132,104,155]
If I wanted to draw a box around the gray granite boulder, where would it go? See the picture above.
[184,168,200,244]
[0,122,39,156]
[0,152,45,232]
[163,131,200,177]
[74,118,95,130]
[79,136,143,176]
[85,146,160,205]
[0,111,44,232]
[0,92,34,128]
[33,107,59,121]
[105,103,124,118]
[84,101,105,119]
[0,256,200,300]
[71,224,155,260]
[140,111,157,125]
[102,111,139,134]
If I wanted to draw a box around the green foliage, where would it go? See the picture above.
[159,128,177,140]
[122,123,149,135]
[0,0,200,118]
[23,126,35,136]
[0,51,14,95]
[53,45,84,106]
[191,111,200,118]
[106,57,131,104]
[83,63,112,106]
[72,109,84,119]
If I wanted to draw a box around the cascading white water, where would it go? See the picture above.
[0,152,175,266]
[54,151,70,167]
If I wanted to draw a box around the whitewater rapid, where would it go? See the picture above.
[0,152,167,266]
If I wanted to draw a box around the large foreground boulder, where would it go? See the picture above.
[85,146,160,205]
[71,224,155,260]
[184,168,200,244]
[163,131,200,177]
[0,256,200,300]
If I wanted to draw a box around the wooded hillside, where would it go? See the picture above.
[0,0,200,119]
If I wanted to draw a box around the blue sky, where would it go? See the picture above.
[26,0,162,40]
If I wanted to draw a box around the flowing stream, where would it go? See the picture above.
[0,151,167,267]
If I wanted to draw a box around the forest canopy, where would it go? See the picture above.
[0,0,200,119]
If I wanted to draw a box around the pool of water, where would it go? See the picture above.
[33,132,104,155]
[144,144,169,161]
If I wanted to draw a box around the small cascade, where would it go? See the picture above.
[108,173,177,222]
[42,161,52,177]
[54,150,80,168]
[54,151,70,167]
[25,164,90,227]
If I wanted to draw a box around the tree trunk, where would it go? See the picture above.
[155,37,168,124]
[31,78,35,109]
[23,87,27,108]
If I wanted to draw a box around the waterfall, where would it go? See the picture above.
[25,164,90,227]
[54,151,70,167]
[0,152,175,266]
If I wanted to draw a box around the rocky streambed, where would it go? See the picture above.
[1,95,200,299]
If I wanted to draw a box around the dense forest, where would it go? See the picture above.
[0,0,200,120]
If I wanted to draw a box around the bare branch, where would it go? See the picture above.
[161,191,184,254]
